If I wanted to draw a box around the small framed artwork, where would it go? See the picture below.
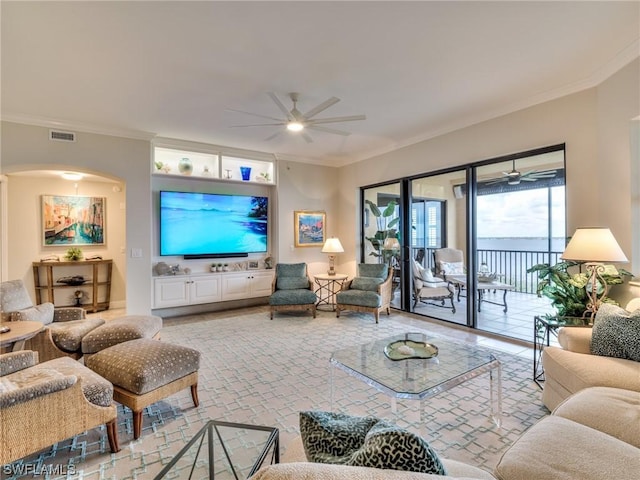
[42,195,106,246]
[248,260,260,270]
[294,210,326,247]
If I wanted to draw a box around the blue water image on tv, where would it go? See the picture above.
[160,191,268,256]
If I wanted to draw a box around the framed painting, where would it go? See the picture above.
[294,210,326,247]
[42,195,106,246]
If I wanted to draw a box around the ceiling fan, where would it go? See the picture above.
[228,92,366,142]
[485,160,557,186]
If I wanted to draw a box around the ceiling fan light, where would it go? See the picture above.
[507,177,521,185]
[287,121,304,132]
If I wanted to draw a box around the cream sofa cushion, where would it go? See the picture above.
[552,386,640,448]
[494,416,640,480]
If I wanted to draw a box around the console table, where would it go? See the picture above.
[32,259,113,313]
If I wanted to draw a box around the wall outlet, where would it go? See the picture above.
[130,248,143,258]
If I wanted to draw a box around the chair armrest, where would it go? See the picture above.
[53,307,86,322]
[377,269,394,293]
[307,274,314,291]
[0,373,76,408]
[0,351,39,376]
[342,279,353,290]
[557,327,593,354]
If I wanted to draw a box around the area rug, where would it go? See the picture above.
[2,307,548,479]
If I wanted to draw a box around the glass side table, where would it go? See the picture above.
[154,420,279,480]
[533,315,591,389]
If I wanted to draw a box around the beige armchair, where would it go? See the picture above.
[411,257,455,312]
[0,350,119,464]
[0,279,104,362]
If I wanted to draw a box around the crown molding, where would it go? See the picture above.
[0,113,156,141]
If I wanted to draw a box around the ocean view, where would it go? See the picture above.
[477,237,566,253]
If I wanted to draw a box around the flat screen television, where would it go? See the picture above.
[159,190,268,258]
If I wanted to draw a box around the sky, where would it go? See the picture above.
[477,186,565,238]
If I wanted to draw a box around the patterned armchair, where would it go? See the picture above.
[0,350,119,464]
[411,257,455,312]
[0,279,104,362]
[269,263,317,319]
[336,264,393,323]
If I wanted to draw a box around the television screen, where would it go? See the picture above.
[159,191,268,256]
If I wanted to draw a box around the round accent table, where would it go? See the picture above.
[314,273,348,311]
[0,321,44,352]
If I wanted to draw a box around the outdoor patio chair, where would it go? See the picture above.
[411,257,456,312]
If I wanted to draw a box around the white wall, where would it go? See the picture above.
[5,175,127,307]
[1,122,152,314]
[336,59,639,288]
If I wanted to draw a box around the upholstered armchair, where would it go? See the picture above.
[433,248,465,280]
[269,263,317,319]
[0,350,119,464]
[336,264,393,323]
[0,279,104,362]
[411,257,455,312]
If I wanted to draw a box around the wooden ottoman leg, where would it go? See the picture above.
[133,410,143,440]
[191,383,199,407]
[107,419,121,453]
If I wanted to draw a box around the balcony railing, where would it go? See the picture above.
[423,248,563,295]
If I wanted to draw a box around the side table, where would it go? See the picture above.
[314,273,348,311]
[154,420,279,479]
[533,315,591,388]
[0,321,44,352]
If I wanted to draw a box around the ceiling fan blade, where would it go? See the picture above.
[308,115,366,125]
[267,92,293,120]
[485,178,506,185]
[301,131,314,143]
[229,123,285,128]
[303,97,340,119]
[264,131,283,141]
[520,177,537,182]
[529,174,557,179]
[226,108,283,122]
[307,125,351,136]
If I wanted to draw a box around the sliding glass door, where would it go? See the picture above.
[360,145,566,342]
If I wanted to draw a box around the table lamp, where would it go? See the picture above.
[322,237,344,275]
[561,227,628,319]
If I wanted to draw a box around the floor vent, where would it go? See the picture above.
[49,130,76,142]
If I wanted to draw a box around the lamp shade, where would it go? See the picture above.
[561,227,628,263]
[322,237,344,254]
[382,237,400,250]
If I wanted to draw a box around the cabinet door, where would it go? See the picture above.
[190,276,222,305]
[222,273,252,301]
[250,271,275,297]
[154,277,190,308]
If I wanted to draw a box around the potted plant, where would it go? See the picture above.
[364,199,400,265]
[527,260,632,320]
[65,247,83,261]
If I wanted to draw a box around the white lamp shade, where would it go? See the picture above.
[383,237,400,250]
[322,237,344,253]
[561,227,628,263]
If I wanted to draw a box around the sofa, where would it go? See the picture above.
[252,386,639,480]
[541,299,640,410]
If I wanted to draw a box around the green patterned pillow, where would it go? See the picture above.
[300,411,446,475]
[591,303,640,361]
[358,264,388,279]
[351,277,383,292]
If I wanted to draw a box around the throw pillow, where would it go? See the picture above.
[590,303,640,361]
[438,261,464,275]
[421,268,435,282]
[351,277,383,292]
[358,264,389,279]
[300,411,447,475]
[277,277,309,290]
[11,303,55,325]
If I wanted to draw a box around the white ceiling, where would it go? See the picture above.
[2,1,639,167]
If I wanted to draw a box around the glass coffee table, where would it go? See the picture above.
[330,333,502,428]
[154,420,279,479]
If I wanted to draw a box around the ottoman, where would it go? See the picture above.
[85,339,200,439]
[81,315,163,357]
